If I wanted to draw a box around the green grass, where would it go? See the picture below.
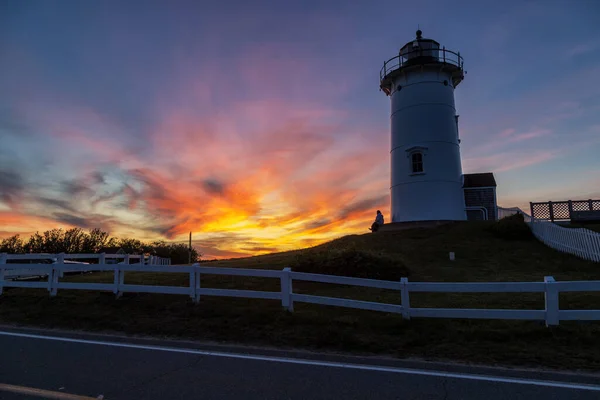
[2,219,600,371]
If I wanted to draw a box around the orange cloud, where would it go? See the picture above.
[0,212,72,237]
[2,40,391,259]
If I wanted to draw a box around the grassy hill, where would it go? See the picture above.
[1,216,600,371]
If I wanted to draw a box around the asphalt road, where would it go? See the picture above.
[1,327,599,400]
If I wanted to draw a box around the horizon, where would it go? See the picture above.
[1,0,599,259]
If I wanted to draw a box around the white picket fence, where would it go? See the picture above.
[497,207,600,263]
[1,258,599,326]
[1,253,171,280]
[530,221,600,262]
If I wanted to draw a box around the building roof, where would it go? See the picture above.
[463,173,497,188]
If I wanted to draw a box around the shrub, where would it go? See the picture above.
[489,213,534,240]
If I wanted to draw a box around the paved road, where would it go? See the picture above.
[1,327,599,400]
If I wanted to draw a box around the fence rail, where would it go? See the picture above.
[0,253,171,280]
[1,260,599,326]
[3,253,170,264]
[498,207,600,262]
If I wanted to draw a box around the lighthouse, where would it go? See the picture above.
[380,30,467,223]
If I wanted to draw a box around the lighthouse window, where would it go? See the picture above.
[411,152,424,173]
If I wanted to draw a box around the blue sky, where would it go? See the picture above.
[1,0,599,258]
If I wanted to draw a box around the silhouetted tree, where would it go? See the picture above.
[42,229,66,253]
[117,238,151,255]
[63,228,86,253]
[82,228,113,253]
[152,241,200,264]
[0,235,24,253]
[1,228,202,264]
[26,232,45,253]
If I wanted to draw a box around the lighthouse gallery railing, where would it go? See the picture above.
[380,47,464,82]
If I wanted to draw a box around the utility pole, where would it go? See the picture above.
[188,231,192,264]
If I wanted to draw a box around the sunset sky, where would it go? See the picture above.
[1,0,599,259]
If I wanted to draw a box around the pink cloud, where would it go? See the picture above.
[507,129,551,142]
[498,128,516,137]
[565,41,600,58]
[465,128,554,158]
[463,150,558,173]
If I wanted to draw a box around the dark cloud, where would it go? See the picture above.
[52,212,114,231]
[37,197,79,213]
[91,191,121,207]
[151,223,180,237]
[303,219,332,230]
[239,246,279,253]
[202,178,225,195]
[61,180,92,196]
[0,169,23,205]
[191,233,253,247]
[52,213,91,228]
[91,171,106,185]
[337,195,389,220]
[195,246,252,260]
[128,169,170,202]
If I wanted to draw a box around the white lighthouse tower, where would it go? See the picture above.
[380,30,466,223]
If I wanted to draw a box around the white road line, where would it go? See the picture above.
[1,330,599,392]
[0,383,103,399]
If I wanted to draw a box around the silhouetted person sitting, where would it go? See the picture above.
[369,210,384,232]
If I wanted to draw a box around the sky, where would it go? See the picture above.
[1,0,599,259]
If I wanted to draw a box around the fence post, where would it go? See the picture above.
[50,253,64,297]
[0,253,6,296]
[530,202,535,219]
[589,199,594,211]
[548,201,554,222]
[47,261,54,294]
[189,267,195,301]
[568,200,573,220]
[400,277,411,320]
[113,266,124,299]
[193,263,201,303]
[114,255,129,298]
[113,266,119,296]
[99,252,106,266]
[544,276,559,327]
[281,267,294,312]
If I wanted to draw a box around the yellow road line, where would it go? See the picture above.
[0,383,103,400]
